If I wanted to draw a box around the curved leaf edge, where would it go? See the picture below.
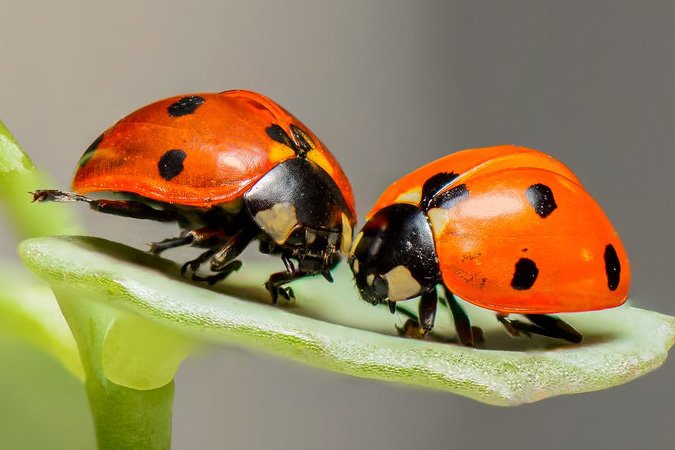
[18,235,675,406]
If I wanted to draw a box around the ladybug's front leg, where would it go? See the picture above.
[265,265,303,304]
[264,253,323,304]
[398,289,438,339]
[265,247,345,303]
[32,190,179,222]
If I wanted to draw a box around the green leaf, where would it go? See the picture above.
[0,265,93,448]
[0,337,94,450]
[101,314,196,389]
[0,265,83,379]
[0,119,83,379]
[18,235,675,406]
[0,120,33,172]
[0,118,81,239]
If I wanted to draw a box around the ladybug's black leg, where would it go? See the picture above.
[32,190,178,222]
[181,249,217,275]
[183,226,259,285]
[150,234,195,255]
[496,314,582,344]
[191,261,243,286]
[281,254,296,274]
[265,256,323,304]
[209,227,259,270]
[265,269,301,304]
[264,250,340,304]
[150,227,230,255]
[525,314,582,343]
[441,288,483,347]
[496,314,527,337]
[397,289,438,339]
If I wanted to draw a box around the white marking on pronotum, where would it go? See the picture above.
[395,188,422,205]
[427,207,450,236]
[384,265,421,301]
[340,213,352,256]
[254,202,299,244]
[351,231,363,253]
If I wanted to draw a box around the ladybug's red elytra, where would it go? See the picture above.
[33,90,356,302]
[349,146,630,345]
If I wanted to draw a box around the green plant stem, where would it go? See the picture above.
[2,117,174,448]
[84,378,173,450]
[55,289,174,450]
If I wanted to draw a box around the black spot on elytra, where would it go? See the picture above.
[290,124,314,156]
[78,134,104,167]
[420,172,459,210]
[426,183,469,211]
[511,258,538,290]
[604,244,621,291]
[167,96,205,117]
[266,124,312,157]
[266,124,295,149]
[158,149,187,181]
[526,184,558,218]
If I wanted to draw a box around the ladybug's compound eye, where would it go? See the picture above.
[372,275,389,298]
[349,203,441,305]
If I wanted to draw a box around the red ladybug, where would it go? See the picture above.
[33,90,356,302]
[349,146,630,345]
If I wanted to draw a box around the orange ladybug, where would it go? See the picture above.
[33,90,356,302]
[349,146,630,345]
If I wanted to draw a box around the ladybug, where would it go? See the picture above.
[33,90,356,302]
[349,145,630,345]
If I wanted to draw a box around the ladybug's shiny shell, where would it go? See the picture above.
[41,90,357,303]
[364,145,629,313]
[350,145,630,345]
[73,90,355,214]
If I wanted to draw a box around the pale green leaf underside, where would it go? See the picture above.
[19,235,675,406]
[0,265,83,379]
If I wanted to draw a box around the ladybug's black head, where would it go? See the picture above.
[244,158,354,274]
[349,203,441,305]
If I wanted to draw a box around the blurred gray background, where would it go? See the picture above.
[1,0,674,448]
